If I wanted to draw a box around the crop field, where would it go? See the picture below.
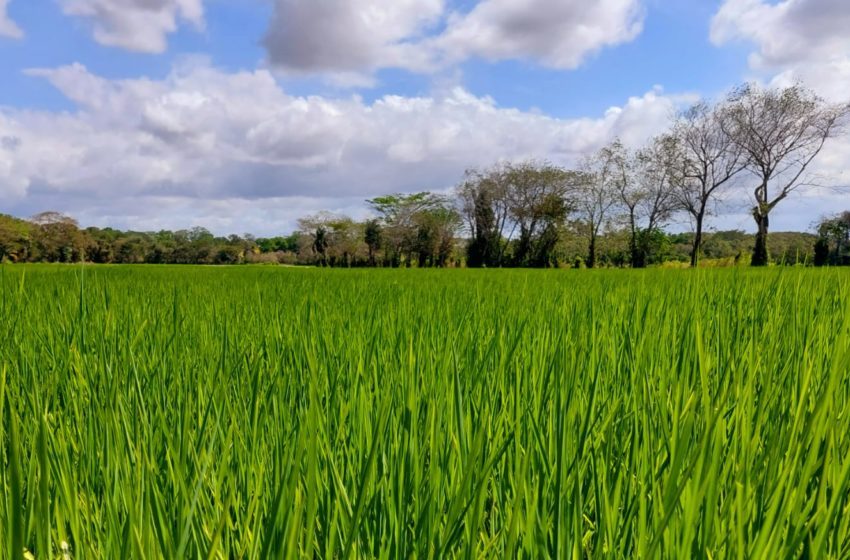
[1,266,850,559]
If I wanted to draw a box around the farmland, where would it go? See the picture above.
[2,265,850,558]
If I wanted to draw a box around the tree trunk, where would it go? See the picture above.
[752,209,769,266]
[690,211,705,268]
[587,234,597,269]
[628,214,639,268]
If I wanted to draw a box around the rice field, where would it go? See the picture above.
[1,265,850,559]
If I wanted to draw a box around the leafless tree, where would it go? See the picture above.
[629,135,682,267]
[672,101,746,267]
[722,83,850,266]
[576,142,622,268]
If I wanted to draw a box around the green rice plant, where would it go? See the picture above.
[1,265,849,558]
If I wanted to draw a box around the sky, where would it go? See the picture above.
[0,0,849,236]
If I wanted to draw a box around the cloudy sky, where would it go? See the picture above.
[1,0,849,235]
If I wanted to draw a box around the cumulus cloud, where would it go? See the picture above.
[59,0,204,53]
[0,62,681,234]
[434,0,643,69]
[263,0,444,78]
[263,0,644,80]
[0,0,23,38]
[711,0,850,100]
[709,0,850,226]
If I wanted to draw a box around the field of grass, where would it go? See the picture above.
[1,265,850,559]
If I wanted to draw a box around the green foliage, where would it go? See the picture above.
[0,214,32,263]
[2,266,850,558]
[814,211,850,266]
[365,192,460,267]
[666,230,815,266]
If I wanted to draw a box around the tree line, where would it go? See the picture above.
[1,83,848,268]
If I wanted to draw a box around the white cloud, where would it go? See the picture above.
[0,0,23,38]
[263,0,645,80]
[709,0,850,228]
[435,0,644,69]
[263,0,445,78]
[711,0,850,101]
[0,62,680,234]
[59,0,204,53]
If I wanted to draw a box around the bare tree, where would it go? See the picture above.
[608,137,681,268]
[609,142,641,263]
[722,83,850,266]
[672,101,746,267]
[576,142,622,268]
[630,135,682,267]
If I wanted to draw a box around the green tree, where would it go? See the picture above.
[0,214,32,262]
[367,193,459,267]
[458,166,510,267]
[30,211,87,263]
[814,211,850,266]
[364,219,382,266]
[502,161,575,268]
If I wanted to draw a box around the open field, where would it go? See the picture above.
[2,265,850,558]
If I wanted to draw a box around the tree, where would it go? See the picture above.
[413,205,462,267]
[364,219,382,267]
[113,236,148,264]
[465,185,498,267]
[367,192,459,267]
[325,217,365,267]
[501,161,575,267]
[672,101,746,267]
[814,211,850,266]
[576,144,621,268]
[30,211,87,263]
[457,166,510,267]
[297,212,336,266]
[0,214,32,262]
[313,226,329,266]
[298,212,369,267]
[723,83,850,266]
[630,135,682,267]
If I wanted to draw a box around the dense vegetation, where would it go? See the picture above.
[2,265,850,558]
[0,210,829,269]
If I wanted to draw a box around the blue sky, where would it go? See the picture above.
[0,0,848,235]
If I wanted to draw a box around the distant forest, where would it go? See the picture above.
[0,210,846,268]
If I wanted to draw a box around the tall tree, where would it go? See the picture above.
[631,135,682,267]
[672,101,746,267]
[413,205,461,267]
[367,193,459,267]
[723,83,849,266]
[814,211,850,266]
[297,212,366,267]
[457,166,510,267]
[30,211,87,263]
[576,144,621,268]
[502,161,574,267]
[364,219,382,267]
[0,214,32,263]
